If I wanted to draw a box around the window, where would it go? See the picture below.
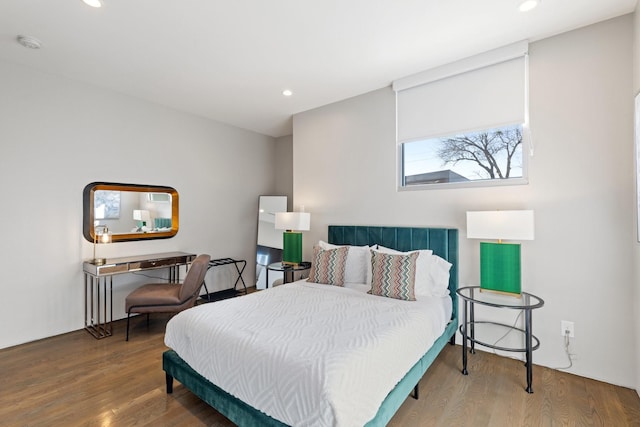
[402,124,524,187]
[393,41,529,189]
[147,192,171,202]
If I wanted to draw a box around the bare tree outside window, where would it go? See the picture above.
[402,124,524,187]
[438,126,522,179]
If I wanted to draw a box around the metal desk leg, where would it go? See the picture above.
[108,276,113,336]
[462,299,468,375]
[84,273,90,330]
[525,307,534,393]
[84,274,113,339]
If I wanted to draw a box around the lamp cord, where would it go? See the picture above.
[552,331,574,370]
[492,310,575,370]
[492,310,525,361]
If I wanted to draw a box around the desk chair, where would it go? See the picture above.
[125,254,210,341]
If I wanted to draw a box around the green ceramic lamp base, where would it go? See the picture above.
[282,231,303,265]
[480,242,521,295]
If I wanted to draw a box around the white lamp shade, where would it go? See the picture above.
[133,209,151,221]
[467,210,534,241]
[275,212,310,231]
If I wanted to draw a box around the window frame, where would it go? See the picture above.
[397,123,530,191]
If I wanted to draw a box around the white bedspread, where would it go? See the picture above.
[164,281,451,427]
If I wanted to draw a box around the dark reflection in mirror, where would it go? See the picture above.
[83,182,179,243]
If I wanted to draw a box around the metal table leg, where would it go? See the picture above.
[525,307,534,393]
[461,299,468,375]
[470,300,476,354]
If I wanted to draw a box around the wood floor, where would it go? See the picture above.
[2,309,639,427]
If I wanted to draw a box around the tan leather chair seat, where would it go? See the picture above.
[125,254,210,340]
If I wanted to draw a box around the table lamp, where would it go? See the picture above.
[93,224,112,265]
[466,210,534,295]
[275,212,311,265]
[133,209,151,231]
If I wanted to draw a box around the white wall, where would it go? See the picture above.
[293,15,636,388]
[0,59,278,349]
[276,135,293,206]
[275,134,294,210]
[633,6,640,396]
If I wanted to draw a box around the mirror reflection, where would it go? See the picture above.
[83,182,179,243]
[256,196,287,289]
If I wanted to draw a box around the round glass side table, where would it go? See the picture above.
[265,262,311,288]
[457,286,544,393]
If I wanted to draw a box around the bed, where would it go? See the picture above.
[163,225,458,426]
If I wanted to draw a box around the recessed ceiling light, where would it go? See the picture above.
[16,35,42,50]
[82,0,103,8]
[519,0,539,12]
[282,89,293,97]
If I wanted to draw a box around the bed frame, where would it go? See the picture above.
[163,225,458,426]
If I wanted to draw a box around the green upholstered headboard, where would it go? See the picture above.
[154,218,172,229]
[328,225,459,319]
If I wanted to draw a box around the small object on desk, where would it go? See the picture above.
[265,262,311,288]
[456,286,544,393]
[92,224,111,266]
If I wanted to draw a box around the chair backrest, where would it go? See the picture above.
[179,254,211,302]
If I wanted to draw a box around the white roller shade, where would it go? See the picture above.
[394,41,528,143]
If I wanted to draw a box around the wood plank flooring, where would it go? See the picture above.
[1,307,639,426]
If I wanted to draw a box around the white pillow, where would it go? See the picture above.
[428,254,452,298]
[318,240,370,284]
[373,246,434,297]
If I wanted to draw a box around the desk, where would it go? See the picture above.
[457,286,544,393]
[83,251,196,339]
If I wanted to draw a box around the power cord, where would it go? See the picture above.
[552,330,574,370]
[490,311,576,370]
[492,310,525,361]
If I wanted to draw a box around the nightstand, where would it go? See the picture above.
[457,286,544,393]
[265,262,311,288]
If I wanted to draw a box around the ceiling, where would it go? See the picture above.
[0,1,636,138]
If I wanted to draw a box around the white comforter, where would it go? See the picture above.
[164,281,451,427]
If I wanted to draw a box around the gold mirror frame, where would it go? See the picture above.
[83,182,179,243]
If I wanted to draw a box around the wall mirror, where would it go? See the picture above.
[256,195,287,289]
[83,182,179,243]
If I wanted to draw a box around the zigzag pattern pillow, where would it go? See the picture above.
[307,245,349,286]
[369,250,418,301]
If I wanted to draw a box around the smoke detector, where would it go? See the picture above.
[17,35,42,50]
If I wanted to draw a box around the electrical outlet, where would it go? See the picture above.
[561,320,575,338]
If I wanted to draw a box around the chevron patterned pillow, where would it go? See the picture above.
[307,245,349,286]
[368,250,418,301]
